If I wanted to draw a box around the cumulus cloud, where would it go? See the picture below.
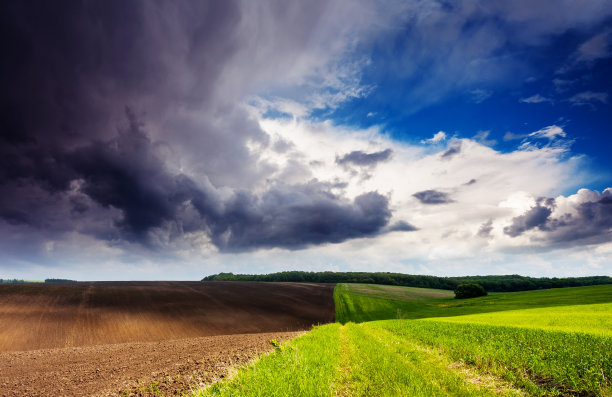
[503,198,555,237]
[336,149,393,167]
[2,0,612,278]
[421,131,447,144]
[503,189,612,245]
[205,187,392,251]
[413,190,454,205]
[0,105,395,252]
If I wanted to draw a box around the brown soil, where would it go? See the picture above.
[0,331,302,396]
[0,281,335,351]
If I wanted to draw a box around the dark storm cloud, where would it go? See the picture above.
[413,190,454,204]
[503,202,553,237]
[477,219,493,238]
[503,190,612,245]
[0,107,393,250]
[336,149,393,167]
[388,221,418,232]
[200,187,392,251]
[0,1,396,253]
[441,142,462,159]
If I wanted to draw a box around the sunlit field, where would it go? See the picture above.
[196,283,612,396]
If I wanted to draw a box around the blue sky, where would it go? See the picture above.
[313,12,612,191]
[1,1,611,280]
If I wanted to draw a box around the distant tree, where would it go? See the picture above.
[454,283,487,299]
[0,278,27,284]
[44,278,76,283]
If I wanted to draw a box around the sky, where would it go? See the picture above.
[1,0,611,281]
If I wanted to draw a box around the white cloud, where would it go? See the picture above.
[245,113,592,276]
[470,89,492,104]
[557,28,612,74]
[575,29,612,63]
[567,91,609,107]
[520,94,553,104]
[472,130,496,146]
[528,125,566,140]
[503,131,528,141]
[519,125,571,152]
[421,131,447,144]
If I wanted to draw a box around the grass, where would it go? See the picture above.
[196,322,524,397]
[378,320,611,395]
[194,283,612,396]
[335,282,612,323]
[424,302,612,336]
[197,323,344,397]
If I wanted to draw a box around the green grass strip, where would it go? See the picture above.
[376,320,612,395]
[343,323,520,396]
[196,324,343,397]
[195,322,528,396]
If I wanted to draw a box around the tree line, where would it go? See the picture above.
[0,279,27,284]
[44,278,76,283]
[202,271,612,292]
[0,278,76,284]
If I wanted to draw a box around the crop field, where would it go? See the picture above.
[335,282,612,323]
[0,281,334,396]
[0,281,335,351]
[198,283,612,396]
[3,281,611,396]
[424,302,612,336]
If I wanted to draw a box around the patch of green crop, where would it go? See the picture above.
[376,320,612,396]
[196,323,344,397]
[195,284,612,396]
[341,323,518,396]
[335,283,612,323]
[424,302,612,336]
[194,322,524,397]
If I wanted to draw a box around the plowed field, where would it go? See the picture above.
[0,281,335,351]
[0,331,301,396]
[0,281,334,395]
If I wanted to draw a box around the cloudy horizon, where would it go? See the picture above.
[1,0,611,280]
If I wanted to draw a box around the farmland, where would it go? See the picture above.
[2,280,611,396]
[0,281,334,395]
[334,282,612,323]
[0,281,334,351]
[198,283,612,396]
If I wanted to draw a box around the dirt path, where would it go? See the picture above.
[0,331,301,396]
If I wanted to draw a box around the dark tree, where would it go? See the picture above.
[454,283,487,299]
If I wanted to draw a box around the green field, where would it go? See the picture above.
[335,282,612,323]
[424,302,612,336]
[195,283,612,396]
